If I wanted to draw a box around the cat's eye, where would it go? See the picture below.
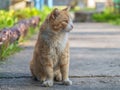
[63,20,68,23]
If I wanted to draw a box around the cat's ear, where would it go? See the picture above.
[62,6,70,11]
[51,8,60,19]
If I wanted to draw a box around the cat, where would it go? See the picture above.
[30,7,73,87]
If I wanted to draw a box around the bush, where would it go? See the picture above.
[92,8,120,25]
[0,10,17,29]
[0,6,52,29]
[0,6,52,60]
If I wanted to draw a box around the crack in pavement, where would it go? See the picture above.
[1,75,120,79]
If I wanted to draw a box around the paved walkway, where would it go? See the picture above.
[0,23,120,90]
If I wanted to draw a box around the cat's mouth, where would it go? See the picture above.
[64,24,73,32]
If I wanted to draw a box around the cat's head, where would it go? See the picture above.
[48,7,73,32]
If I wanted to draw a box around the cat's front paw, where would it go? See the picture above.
[63,79,72,85]
[42,80,53,87]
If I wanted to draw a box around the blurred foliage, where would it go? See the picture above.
[80,8,95,11]
[70,6,80,12]
[0,42,21,60]
[0,10,17,29]
[0,6,52,30]
[0,6,52,60]
[92,8,120,25]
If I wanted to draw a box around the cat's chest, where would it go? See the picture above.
[42,32,68,54]
[51,34,68,53]
[42,32,68,67]
[50,33,68,53]
[50,36,68,67]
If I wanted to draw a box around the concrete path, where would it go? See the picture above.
[0,23,120,90]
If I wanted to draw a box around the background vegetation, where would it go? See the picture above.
[0,6,52,60]
[92,8,120,25]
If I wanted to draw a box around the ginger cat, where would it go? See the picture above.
[30,7,73,87]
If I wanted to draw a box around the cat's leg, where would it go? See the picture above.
[36,73,46,82]
[54,69,62,82]
[30,59,46,82]
[42,64,54,87]
[60,44,72,85]
[60,63,72,85]
[30,61,37,80]
[40,75,46,82]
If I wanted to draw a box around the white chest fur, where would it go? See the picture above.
[52,33,68,51]
[41,30,68,53]
[41,31,68,67]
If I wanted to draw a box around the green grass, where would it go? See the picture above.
[0,42,22,60]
